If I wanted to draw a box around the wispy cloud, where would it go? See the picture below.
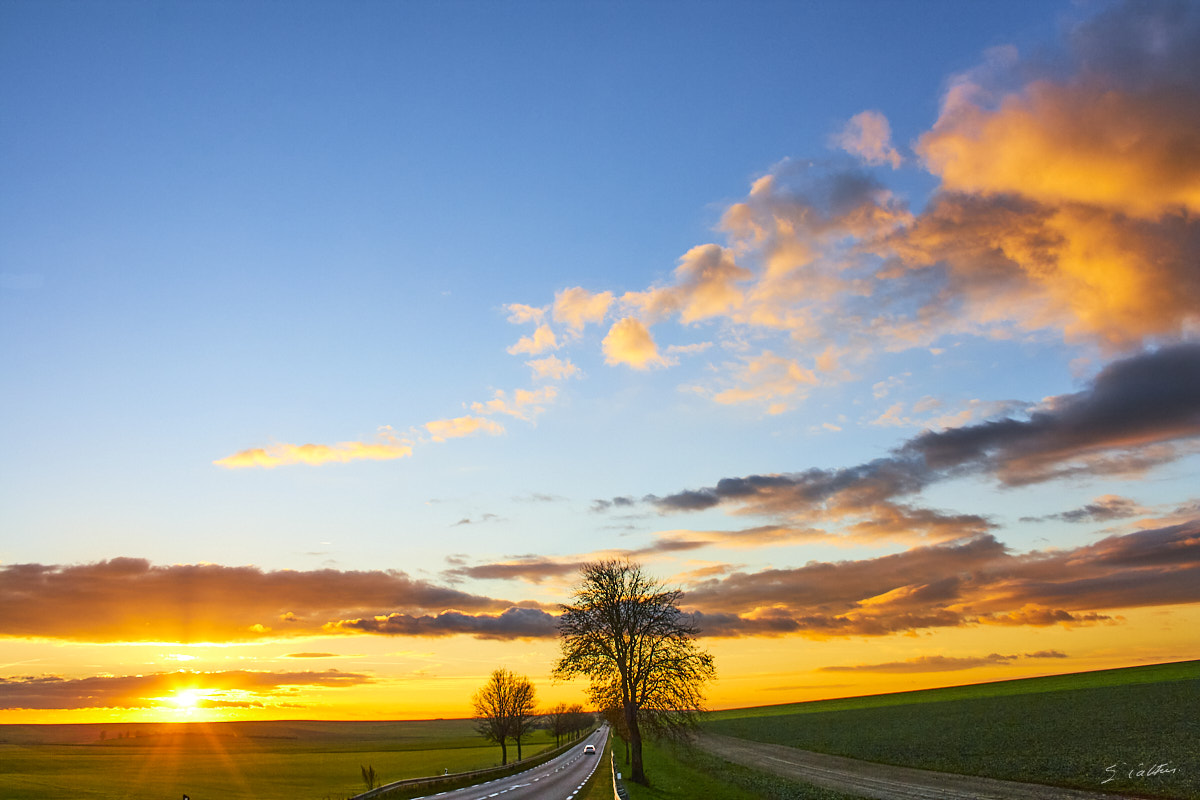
[818,651,1067,674]
[215,429,413,469]
[833,110,903,169]
[424,415,505,442]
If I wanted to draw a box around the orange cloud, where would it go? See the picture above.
[685,520,1200,639]
[506,323,559,355]
[710,350,819,414]
[920,78,1200,220]
[601,317,670,370]
[552,287,613,332]
[424,415,505,442]
[621,244,751,325]
[471,386,558,421]
[526,354,579,381]
[0,559,523,643]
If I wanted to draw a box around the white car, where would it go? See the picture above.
[583,744,596,754]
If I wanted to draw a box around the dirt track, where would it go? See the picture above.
[694,733,1144,800]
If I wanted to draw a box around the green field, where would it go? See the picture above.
[705,659,1200,799]
[0,719,557,800]
[5,662,1197,800]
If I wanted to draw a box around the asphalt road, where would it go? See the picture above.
[414,725,609,800]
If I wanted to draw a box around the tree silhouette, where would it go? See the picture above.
[471,667,537,765]
[553,558,714,785]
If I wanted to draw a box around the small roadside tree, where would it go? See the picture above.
[471,667,537,765]
[553,558,715,785]
[546,702,570,747]
[508,673,538,761]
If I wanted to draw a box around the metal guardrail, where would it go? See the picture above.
[350,729,599,800]
[610,751,630,800]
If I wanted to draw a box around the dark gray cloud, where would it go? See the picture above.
[330,607,558,640]
[1021,495,1145,524]
[642,345,1200,543]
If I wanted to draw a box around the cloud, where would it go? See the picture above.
[621,244,751,325]
[553,287,613,333]
[526,354,579,381]
[817,650,1069,674]
[0,559,519,643]
[1022,494,1146,524]
[683,520,1199,638]
[506,323,559,356]
[0,669,373,710]
[215,436,413,469]
[901,343,1200,486]
[919,2,1200,220]
[424,415,506,442]
[329,607,558,641]
[649,344,1200,538]
[470,387,558,422]
[283,652,340,658]
[602,317,671,370]
[505,303,547,325]
[710,350,819,414]
[495,2,1199,406]
[444,556,585,584]
[820,653,1019,673]
[833,110,902,168]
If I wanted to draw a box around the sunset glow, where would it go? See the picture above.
[2,0,1198,726]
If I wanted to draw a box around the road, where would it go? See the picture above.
[413,725,609,800]
[694,732,1143,800]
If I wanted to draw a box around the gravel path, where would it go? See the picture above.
[694,732,1144,800]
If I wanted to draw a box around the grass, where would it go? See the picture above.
[0,719,558,800]
[611,736,859,800]
[706,659,1200,800]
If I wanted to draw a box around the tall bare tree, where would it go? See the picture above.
[552,558,714,785]
[471,667,537,765]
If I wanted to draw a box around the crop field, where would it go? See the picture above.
[0,719,557,800]
[705,659,1199,799]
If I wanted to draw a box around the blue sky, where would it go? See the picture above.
[2,0,1199,721]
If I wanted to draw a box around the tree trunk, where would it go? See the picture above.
[500,738,508,765]
[516,736,523,761]
[625,703,646,784]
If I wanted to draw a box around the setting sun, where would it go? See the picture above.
[167,688,208,713]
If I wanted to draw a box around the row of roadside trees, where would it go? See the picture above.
[470,669,593,764]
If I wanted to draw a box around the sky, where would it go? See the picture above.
[1,0,1198,725]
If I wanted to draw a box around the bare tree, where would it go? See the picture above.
[546,702,570,747]
[566,703,591,740]
[552,558,715,785]
[471,667,537,765]
[509,673,538,761]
